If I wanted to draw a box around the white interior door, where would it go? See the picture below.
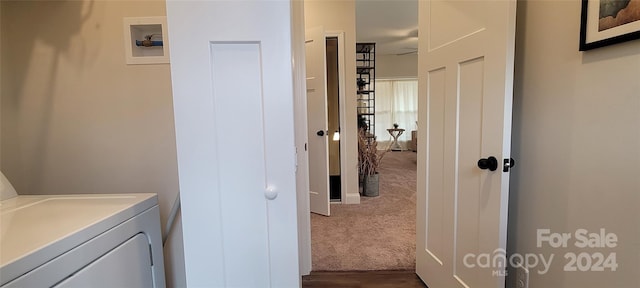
[166,1,299,287]
[305,26,331,216]
[416,0,517,287]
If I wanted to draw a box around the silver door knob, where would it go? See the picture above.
[265,187,278,200]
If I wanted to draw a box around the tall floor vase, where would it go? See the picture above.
[363,173,379,197]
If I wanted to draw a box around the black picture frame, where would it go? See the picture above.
[579,0,640,51]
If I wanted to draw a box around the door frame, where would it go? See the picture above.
[325,31,348,204]
[294,0,515,282]
[292,10,349,275]
[293,0,312,276]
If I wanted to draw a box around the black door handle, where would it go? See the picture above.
[316,130,325,136]
[477,156,498,171]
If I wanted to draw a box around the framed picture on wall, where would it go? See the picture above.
[580,0,640,50]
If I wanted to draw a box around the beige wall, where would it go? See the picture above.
[0,1,185,287]
[305,0,359,203]
[377,53,418,79]
[0,1,2,166]
[509,0,640,287]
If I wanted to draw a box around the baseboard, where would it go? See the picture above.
[344,192,360,204]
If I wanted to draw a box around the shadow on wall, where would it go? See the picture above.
[2,0,95,192]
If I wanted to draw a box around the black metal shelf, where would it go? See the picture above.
[356,43,375,138]
[356,42,376,53]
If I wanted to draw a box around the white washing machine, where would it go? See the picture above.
[0,175,166,287]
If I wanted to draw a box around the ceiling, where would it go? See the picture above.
[356,0,418,56]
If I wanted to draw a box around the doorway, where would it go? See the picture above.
[306,28,348,216]
[326,37,342,201]
[300,0,517,286]
[304,0,419,272]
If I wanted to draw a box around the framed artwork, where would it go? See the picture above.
[580,0,640,50]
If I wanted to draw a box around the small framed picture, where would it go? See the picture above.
[580,0,640,51]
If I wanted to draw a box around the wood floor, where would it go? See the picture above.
[302,270,427,288]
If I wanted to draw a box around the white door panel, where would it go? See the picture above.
[166,1,299,287]
[306,26,330,216]
[416,0,516,287]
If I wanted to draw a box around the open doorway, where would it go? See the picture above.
[301,0,517,285]
[327,37,343,202]
[304,0,419,272]
[305,28,348,217]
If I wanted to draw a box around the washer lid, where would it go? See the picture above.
[0,193,157,285]
[0,171,17,201]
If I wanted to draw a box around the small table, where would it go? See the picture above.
[387,128,405,151]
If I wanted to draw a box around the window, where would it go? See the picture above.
[374,79,418,149]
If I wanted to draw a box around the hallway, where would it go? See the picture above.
[311,151,417,271]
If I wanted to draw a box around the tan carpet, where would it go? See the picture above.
[311,151,417,271]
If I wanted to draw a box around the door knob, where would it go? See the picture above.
[477,156,498,171]
[316,130,326,136]
[264,187,278,200]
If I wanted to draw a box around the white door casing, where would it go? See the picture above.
[325,31,348,204]
[166,1,300,287]
[306,26,331,216]
[292,0,313,277]
[416,0,517,287]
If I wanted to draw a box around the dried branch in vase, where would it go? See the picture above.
[358,128,389,176]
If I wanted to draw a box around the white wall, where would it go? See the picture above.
[305,0,359,204]
[509,0,640,287]
[0,1,185,287]
[377,53,418,79]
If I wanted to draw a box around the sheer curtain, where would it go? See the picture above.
[374,79,418,150]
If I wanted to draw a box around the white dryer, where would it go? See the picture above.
[0,192,166,287]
